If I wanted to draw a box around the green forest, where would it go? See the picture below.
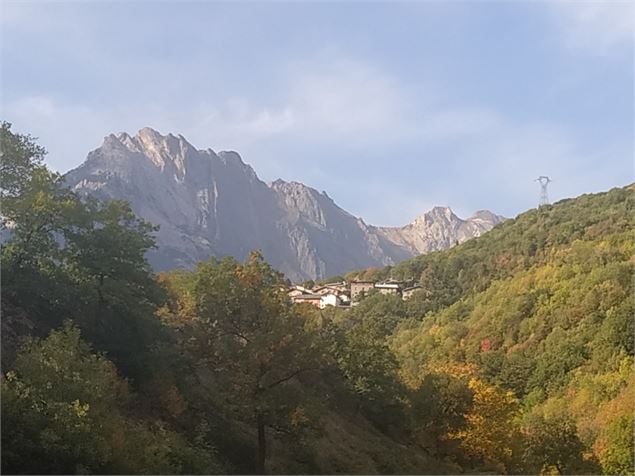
[1,122,633,475]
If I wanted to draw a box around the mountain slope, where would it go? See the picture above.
[348,184,634,474]
[64,128,503,281]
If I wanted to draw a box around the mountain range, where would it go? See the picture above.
[64,128,503,281]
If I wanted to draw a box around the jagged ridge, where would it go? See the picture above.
[64,128,503,281]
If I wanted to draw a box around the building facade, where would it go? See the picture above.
[350,280,375,302]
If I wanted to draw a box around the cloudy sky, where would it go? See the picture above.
[1,1,633,225]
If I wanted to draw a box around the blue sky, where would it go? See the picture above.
[1,1,633,225]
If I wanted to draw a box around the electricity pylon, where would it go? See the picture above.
[535,176,552,207]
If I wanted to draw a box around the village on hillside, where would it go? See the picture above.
[288,279,422,309]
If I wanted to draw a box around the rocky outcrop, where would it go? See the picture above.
[375,207,502,255]
[65,128,503,281]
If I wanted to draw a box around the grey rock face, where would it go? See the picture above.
[64,128,503,281]
[375,206,503,255]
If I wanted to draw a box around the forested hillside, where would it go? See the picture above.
[1,122,633,475]
[348,181,634,474]
[0,123,450,474]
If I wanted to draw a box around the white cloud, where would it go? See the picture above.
[4,96,107,172]
[286,57,415,140]
[182,101,296,148]
[184,57,418,150]
[550,1,634,55]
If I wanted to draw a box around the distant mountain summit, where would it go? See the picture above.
[376,206,502,256]
[64,128,504,281]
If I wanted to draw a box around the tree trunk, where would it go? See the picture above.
[256,411,266,475]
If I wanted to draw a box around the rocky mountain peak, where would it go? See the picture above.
[132,127,191,150]
[217,150,242,164]
[271,180,330,226]
[469,209,501,222]
[132,128,195,169]
[217,150,259,183]
[410,206,458,227]
[137,126,162,139]
[95,127,195,172]
[65,129,503,281]
[430,206,456,218]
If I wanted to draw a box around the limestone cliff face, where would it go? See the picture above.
[65,128,503,281]
[66,128,281,272]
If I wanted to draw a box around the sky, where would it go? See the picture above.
[1,1,633,226]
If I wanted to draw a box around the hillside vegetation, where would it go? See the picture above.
[349,182,634,474]
[1,121,633,475]
[0,122,449,474]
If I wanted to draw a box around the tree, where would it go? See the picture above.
[0,121,47,199]
[1,123,87,344]
[350,293,406,335]
[450,378,520,472]
[2,322,223,475]
[329,295,406,430]
[61,198,166,378]
[1,154,81,314]
[408,372,473,457]
[520,415,600,475]
[1,322,126,474]
[186,252,324,474]
[300,279,315,289]
[596,414,634,476]
[1,123,166,378]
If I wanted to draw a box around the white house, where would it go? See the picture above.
[319,293,341,309]
[374,282,402,295]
